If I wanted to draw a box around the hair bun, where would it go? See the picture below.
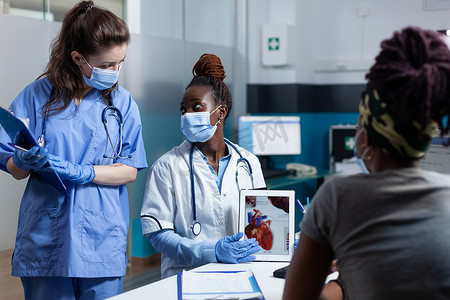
[192,53,226,80]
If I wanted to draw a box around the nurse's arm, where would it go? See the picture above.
[6,157,31,180]
[93,163,137,186]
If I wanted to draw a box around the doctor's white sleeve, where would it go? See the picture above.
[148,230,218,266]
[251,155,266,189]
[140,160,176,234]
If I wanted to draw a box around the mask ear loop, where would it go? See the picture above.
[355,128,373,160]
[211,105,224,126]
[360,146,373,160]
[82,55,93,70]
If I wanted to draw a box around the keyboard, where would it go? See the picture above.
[273,264,289,278]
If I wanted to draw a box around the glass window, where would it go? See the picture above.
[3,0,123,22]
[140,0,183,39]
[140,0,235,47]
[184,0,235,47]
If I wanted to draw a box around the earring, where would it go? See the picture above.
[360,145,373,160]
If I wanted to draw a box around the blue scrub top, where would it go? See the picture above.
[0,78,148,277]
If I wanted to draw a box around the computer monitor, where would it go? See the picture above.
[237,115,301,156]
[237,115,301,178]
[329,124,361,174]
[420,136,450,174]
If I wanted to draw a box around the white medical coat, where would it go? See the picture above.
[141,140,265,276]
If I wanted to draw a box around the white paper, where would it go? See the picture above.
[181,269,263,300]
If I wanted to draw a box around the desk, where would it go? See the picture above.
[109,261,289,300]
[265,170,334,189]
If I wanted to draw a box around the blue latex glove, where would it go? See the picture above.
[12,145,48,171]
[42,154,95,184]
[215,232,261,264]
[294,239,299,250]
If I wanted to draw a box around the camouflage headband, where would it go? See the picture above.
[359,82,438,160]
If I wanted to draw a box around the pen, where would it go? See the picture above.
[8,143,45,159]
[296,199,307,214]
[307,196,310,210]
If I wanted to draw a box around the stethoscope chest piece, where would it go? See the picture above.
[191,221,201,236]
[188,138,254,237]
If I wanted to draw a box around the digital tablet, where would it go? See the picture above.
[239,189,295,261]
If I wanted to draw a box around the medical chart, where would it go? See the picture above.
[178,269,264,300]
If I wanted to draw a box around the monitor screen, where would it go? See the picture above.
[329,124,360,174]
[420,136,450,174]
[238,115,301,156]
[329,124,357,163]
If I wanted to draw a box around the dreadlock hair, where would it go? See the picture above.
[39,1,130,116]
[186,53,232,120]
[366,26,450,136]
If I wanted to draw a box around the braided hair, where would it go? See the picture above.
[186,54,232,120]
[366,26,450,136]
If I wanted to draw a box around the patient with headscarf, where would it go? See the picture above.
[283,26,450,300]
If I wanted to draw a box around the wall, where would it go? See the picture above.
[0,13,236,260]
[3,0,450,255]
[246,0,450,173]
[248,0,450,85]
[0,14,60,251]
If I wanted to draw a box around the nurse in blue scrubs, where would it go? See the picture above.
[0,1,147,299]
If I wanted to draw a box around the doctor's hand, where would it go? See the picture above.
[41,154,95,184]
[215,232,261,264]
[12,146,49,171]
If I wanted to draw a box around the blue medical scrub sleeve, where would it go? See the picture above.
[114,102,147,169]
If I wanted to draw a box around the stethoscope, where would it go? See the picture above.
[189,138,255,236]
[38,95,130,159]
[101,105,131,159]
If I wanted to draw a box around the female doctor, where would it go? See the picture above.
[0,1,147,299]
[141,54,265,278]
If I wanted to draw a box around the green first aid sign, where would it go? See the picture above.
[345,136,355,151]
[268,37,280,51]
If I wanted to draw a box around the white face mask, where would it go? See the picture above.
[180,105,222,143]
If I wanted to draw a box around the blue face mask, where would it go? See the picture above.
[354,129,370,174]
[82,56,120,90]
[181,105,222,143]
[354,147,369,174]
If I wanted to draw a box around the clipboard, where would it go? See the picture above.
[239,189,295,262]
[0,106,70,199]
[177,269,265,300]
